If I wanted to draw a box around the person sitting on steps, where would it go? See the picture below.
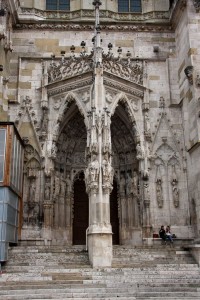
[166,225,173,244]
[159,225,166,244]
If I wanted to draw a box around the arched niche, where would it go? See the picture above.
[111,100,141,245]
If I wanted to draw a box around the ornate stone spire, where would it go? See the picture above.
[92,0,102,66]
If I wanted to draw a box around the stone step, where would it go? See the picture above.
[0,291,200,299]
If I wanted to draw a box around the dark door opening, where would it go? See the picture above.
[110,179,119,245]
[73,172,89,245]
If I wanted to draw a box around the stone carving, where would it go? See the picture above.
[53,98,62,110]
[119,174,126,195]
[44,179,51,200]
[48,54,93,83]
[18,8,169,26]
[40,111,48,138]
[159,97,165,108]
[136,143,144,160]
[66,175,72,195]
[53,121,60,141]
[156,177,163,208]
[47,53,143,85]
[144,111,151,139]
[126,173,132,196]
[102,154,114,187]
[29,180,36,203]
[53,171,60,199]
[60,174,66,198]
[184,66,193,85]
[85,154,100,187]
[51,143,57,159]
[103,56,143,85]
[195,74,200,87]
[172,178,179,207]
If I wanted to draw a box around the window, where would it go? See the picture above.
[118,0,142,12]
[46,0,70,10]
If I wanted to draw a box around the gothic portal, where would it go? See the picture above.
[1,0,200,267]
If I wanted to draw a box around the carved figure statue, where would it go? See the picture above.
[29,180,36,203]
[51,143,57,157]
[66,175,71,194]
[136,143,144,160]
[102,154,113,184]
[53,172,60,199]
[44,182,51,200]
[89,154,99,182]
[60,174,66,197]
[132,171,138,195]
[144,112,151,133]
[172,178,179,207]
[156,178,163,208]
[126,173,132,196]
[119,174,126,195]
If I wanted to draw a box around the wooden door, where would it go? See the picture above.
[73,173,89,245]
[110,179,119,245]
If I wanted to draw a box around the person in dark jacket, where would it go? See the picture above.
[159,225,166,243]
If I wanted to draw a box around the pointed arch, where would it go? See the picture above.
[110,92,141,139]
[59,92,89,129]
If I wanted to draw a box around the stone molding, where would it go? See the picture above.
[15,22,172,32]
[17,7,169,23]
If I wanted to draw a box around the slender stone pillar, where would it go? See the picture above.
[85,0,113,267]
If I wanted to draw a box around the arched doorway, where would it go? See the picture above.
[111,101,140,245]
[110,178,119,245]
[73,172,89,245]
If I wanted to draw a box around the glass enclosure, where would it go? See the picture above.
[0,123,24,262]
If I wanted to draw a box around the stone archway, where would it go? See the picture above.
[111,101,141,245]
[51,102,88,245]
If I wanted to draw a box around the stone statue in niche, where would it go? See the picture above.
[66,175,71,195]
[144,112,151,134]
[102,153,113,185]
[136,143,144,160]
[126,172,132,196]
[41,111,48,134]
[85,154,100,184]
[53,171,60,199]
[132,171,138,195]
[119,174,126,195]
[60,174,66,198]
[53,121,60,140]
[51,143,57,158]
[29,180,36,203]
[171,165,179,207]
[159,97,165,108]
[44,180,51,200]
[171,178,179,207]
[156,178,163,208]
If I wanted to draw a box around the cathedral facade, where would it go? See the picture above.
[0,0,200,266]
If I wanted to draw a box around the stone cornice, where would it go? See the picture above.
[103,73,144,99]
[47,71,93,96]
[15,22,172,32]
[17,7,170,23]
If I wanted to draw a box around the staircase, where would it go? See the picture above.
[0,244,200,299]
